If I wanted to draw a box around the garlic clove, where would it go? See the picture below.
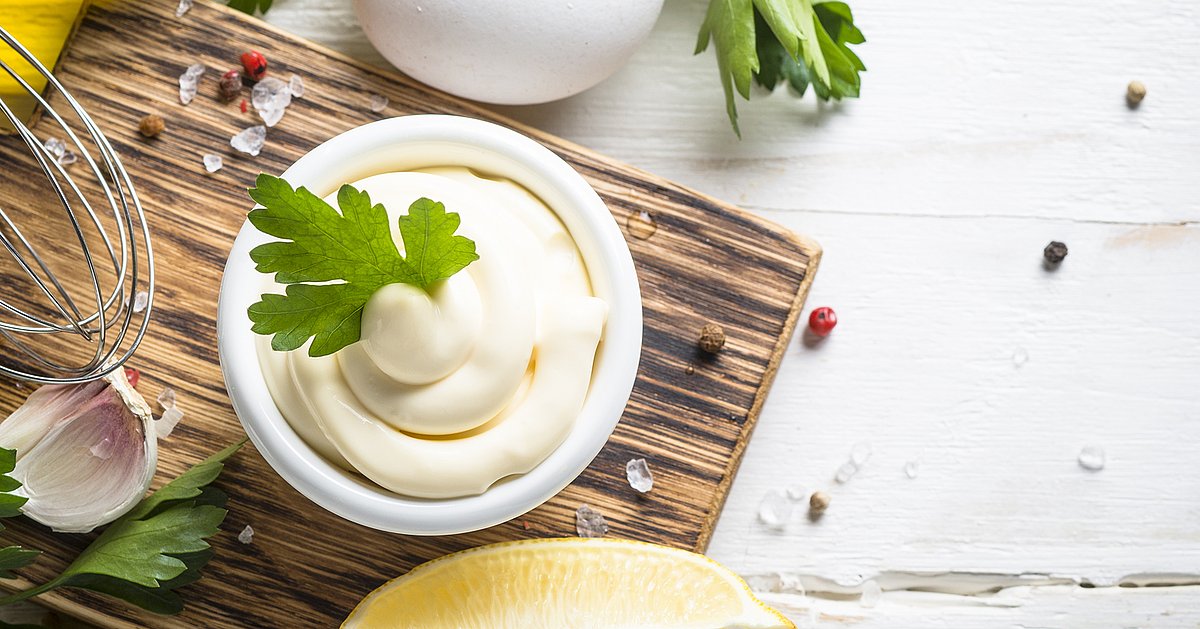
[2,368,157,533]
[0,380,107,457]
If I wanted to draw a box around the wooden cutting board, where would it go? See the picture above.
[0,0,820,626]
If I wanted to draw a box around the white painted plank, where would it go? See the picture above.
[707,210,1200,583]
[266,0,1200,224]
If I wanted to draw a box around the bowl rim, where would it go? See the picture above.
[216,114,642,534]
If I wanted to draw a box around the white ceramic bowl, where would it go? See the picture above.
[217,115,641,535]
[353,0,664,105]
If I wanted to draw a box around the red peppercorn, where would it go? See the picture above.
[239,98,248,114]
[808,307,837,337]
[240,50,268,81]
[124,367,141,388]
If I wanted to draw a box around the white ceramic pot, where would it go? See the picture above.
[217,115,642,534]
[353,0,665,105]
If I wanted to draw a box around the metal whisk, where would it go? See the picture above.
[0,26,153,384]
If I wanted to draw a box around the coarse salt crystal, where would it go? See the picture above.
[835,461,858,484]
[179,63,205,105]
[1078,446,1105,471]
[369,93,388,113]
[252,77,292,127]
[89,437,115,460]
[238,524,254,544]
[288,74,304,98]
[904,459,920,479]
[625,458,653,493]
[175,0,193,17]
[157,386,176,410]
[43,137,66,160]
[231,125,266,156]
[757,489,792,529]
[575,504,607,538]
[132,290,148,313]
[156,406,183,439]
[203,154,223,173]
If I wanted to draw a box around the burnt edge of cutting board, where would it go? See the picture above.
[0,0,821,626]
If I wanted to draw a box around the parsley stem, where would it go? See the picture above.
[0,576,65,606]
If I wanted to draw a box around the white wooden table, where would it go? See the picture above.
[263,0,1200,625]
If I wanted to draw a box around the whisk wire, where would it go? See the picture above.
[0,24,154,384]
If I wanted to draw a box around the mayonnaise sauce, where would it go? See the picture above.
[255,168,607,498]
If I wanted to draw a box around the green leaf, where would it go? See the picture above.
[246,175,479,357]
[695,0,757,137]
[225,0,272,15]
[794,0,830,89]
[0,546,40,579]
[0,447,38,580]
[699,0,866,133]
[813,1,866,99]
[64,505,225,588]
[753,0,804,59]
[48,440,244,613]
[815,2,865,44]
[60,549,213,615]
[248,177,408,286]
[249,283,373,357]
[0,466,25,520]
[122,440,245,521]
[0,493,26,521]
[0,621,45,629]
[396,198,480,287]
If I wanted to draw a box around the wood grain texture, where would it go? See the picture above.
[0,0,818,626]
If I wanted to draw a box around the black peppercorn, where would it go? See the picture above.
[1043,241,1068,265]
[218,69,242,102]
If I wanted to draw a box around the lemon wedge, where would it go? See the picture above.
[343,537,794,628]
[0,0,90,131]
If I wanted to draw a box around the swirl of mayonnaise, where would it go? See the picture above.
[256,168,607,498]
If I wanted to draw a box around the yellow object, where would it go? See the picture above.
[0,0,91,131]
[343,537,796,629]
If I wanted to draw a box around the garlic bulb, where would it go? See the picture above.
[0,369,156,533]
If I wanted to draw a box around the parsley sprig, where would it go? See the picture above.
[696,0,866,136]
[0,440,244,614]
[246,174,479,357]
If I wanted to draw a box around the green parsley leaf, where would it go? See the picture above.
[0,441,242,613]
[248,177,409,286]
[698,0,866,134]
[246,174,479,357]
[396,198,481,286]
[0,449,27,520]
[226,0,272,16]
[249,283,374,356]
[0,448,38,580]
[57,549,213,615]
[50,441,244,614]
[0,547,39,580]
